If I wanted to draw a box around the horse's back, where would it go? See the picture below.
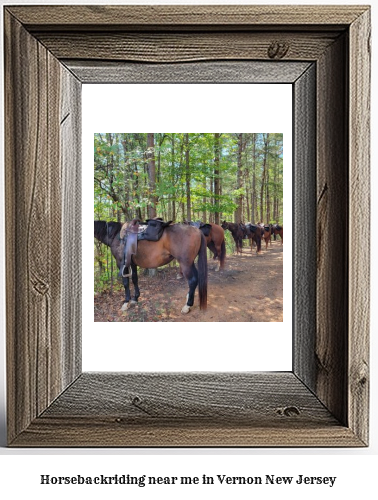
[133,223,202,267]
[164,223,202,247]
[208,223,225,244]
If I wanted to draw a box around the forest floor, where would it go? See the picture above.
[94,240,283,323]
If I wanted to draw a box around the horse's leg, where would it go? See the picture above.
[180,263,198,314]
[233,237,238,254]
[214,242,222,271]
[207,241,218,270]
[177,265,184,279]
[256,234,262,254]
[208,241,220,271]
[207,241,217,259]
[121,269,131,311]
[130,262,140,303]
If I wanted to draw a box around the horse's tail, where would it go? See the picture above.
[197,232,208,310]
[256,229,262,253]
[219,238,226,269]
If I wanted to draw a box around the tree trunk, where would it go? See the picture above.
[266,166,271,223]
[203,177,207,221]
[260,133,269,223]
[146,133,157,219]
[146,133,157,276]
[210,175,214,223]
[170,134,176,221]
[251,133,257,223]
[273,147,278,221]
[214,133,220,225]
[245,176,250,222]
[235,133,243,223]
[185,133,191,221]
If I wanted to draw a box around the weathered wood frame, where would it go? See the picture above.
[4,5,370,447]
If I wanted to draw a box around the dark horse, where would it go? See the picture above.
[221,221,244,254]
[94,221,208,314]
[272,224,283,244]
[242,223,262,254]
[221,221,261,254]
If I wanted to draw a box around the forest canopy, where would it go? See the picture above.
[94,133,283,225]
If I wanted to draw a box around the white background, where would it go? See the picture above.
[84,83,292,372]
[0,0,377,499]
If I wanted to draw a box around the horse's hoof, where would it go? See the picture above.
[176,274,183,280]
[181,305,191,314]
[121,302,129,311]
[130,300,138,306]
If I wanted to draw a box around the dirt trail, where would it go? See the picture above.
[94,241,283,322]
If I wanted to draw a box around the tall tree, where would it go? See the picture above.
[214,133,221,225]
[235,133,243,223]
[260,133,269,223]
[184,133,191,220]
[146,133,157,218]
[170,134,176,221]
[251,133,257,222]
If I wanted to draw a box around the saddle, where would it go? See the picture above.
[247,223,258,233]
[239,223,248,239]
[120,218,172,278]
[186,220,212,237]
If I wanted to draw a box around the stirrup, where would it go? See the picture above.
[121,265,132,278]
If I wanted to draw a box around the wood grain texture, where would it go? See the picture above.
[316,34,348,426]
[65,60,311,84]
[11,373,363,447]
[348,9,371,445]
[11,419,364,448]
[36,32,339,63]
[5,12,61,442]
[293,65,316,390]
[4,11,81,444]
[41,373,335,422]
[4,4,370,447]
[60,67,82,389]
[7,5,367,29]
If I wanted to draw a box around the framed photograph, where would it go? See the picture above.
[86,85,292,372]
[4,5,370,447]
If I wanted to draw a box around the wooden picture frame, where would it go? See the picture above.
[4,5,370,447]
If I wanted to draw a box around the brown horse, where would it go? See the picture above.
[205,223,226,270]
[183,221,226,270]
[221,221,244,254]
[94,220,208,314]
[258,223,272,250]
[272,224,283,244]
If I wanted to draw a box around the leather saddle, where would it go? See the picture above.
[120,218,172,278]
[186,220,212,237]
[120,219,141,278]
